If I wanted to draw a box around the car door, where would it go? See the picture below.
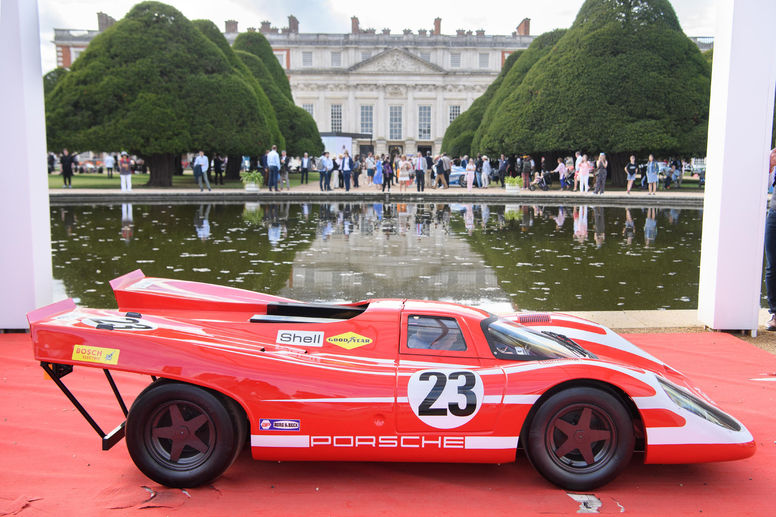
[394,311,509,461]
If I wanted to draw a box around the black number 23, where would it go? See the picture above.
[418,371,477,417]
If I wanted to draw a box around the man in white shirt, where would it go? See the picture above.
[300,152,310,184]
[193,150,211,192]
[104,154,115,178]
[414,153,425,192]
[267,145,281,192]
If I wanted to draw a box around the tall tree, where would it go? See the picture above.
[45,2,274,186]
[441,50,523,157]
[234,32,323,157]
[468,0,711,184]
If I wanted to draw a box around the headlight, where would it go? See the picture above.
[657,378,741,431]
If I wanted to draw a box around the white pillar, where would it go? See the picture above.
[697,0,776,330]
[0,0,53,328]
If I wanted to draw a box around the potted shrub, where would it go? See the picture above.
[505,176,521,191]
[241,170,263,193]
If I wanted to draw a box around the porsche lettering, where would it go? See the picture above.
[309,435,465,449]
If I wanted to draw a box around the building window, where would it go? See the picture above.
[331,104,342,132]
[449,105,461,123]
[479,52,489,68]
[418,105,431,140]
[361,51,371,61]
[450,52,461,68]
[389,106,402,140]
[420,51,431,62]
[302,104,314,117]
[331,51,341,67]
[360,105,373,135]
[273,51,287,69]
[302,51,312,67]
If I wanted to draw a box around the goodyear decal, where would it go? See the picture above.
[260,418,300,431]
[72,345,120,365]
[326,332,372,350]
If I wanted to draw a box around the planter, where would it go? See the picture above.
[244,182,259,193]
[505,184,520,192]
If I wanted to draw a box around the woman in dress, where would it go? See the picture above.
[577,154,590,193]
[398,154,412,192]
[645,154,659,195]
[465,158,476,191]
[624,155,638,194]
[373,155,383,189]
[593,152,608,194]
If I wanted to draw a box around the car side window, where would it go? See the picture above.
[406,315,467,351]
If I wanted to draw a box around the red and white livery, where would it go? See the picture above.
[28,270,755,490]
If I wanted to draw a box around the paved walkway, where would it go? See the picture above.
[50,181,705,206]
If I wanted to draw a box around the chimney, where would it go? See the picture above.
[382,28,391,35]
[403,28,412,35]
[288,15,299,34]
[225,20,238,33]
[260,21,272,34]
[433,17,441,36]
[97,12,115,32]
[247,27,256,32]
[456,29,465,36]
[475,29,485,36]
[418,29,427,36]
[351,16,360,34]
[516,18,530,36]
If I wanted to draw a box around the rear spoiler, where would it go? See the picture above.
[27,298,77,325]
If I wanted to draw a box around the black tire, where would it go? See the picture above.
[525,387,634,491]
[220,394,248,467]
[528,184,536,191]
[126,382,237,488]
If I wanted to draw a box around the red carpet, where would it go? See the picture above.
[1,332,774,516]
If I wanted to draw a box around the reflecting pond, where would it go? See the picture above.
[51,202,707,312]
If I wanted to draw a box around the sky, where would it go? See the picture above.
[37,0,717,73]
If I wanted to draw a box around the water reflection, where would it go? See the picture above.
[50,202,710,312]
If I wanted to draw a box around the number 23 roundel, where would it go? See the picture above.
[407,369,484,429]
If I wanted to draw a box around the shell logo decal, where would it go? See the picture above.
[326,332,373,350]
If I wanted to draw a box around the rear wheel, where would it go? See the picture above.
[526,387,634,491]
[126,382,236,488]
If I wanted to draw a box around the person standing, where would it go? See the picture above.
[213,153,224,185]
[578,154,590,193]
[300,153,310,184]
[381,156,393,192]
[341,150,354,192]
[365,153,376,186]
[398,154,412,192]
[594,153,608,194]
[465,158,476,191]
[414,153,425,192]
[498,154,508,188]
[520,155,532,190]
[373,155,383,189]
[279,150,291,191]
[319,151,332,191]
[193,150,212,192]
[60,148,77,188]
[434,155,448,188]
[645,154,659,195]
[104,153,115,178]
[624,155,638,194]
[118,151,132,192]
[481,156,491,188]
[442,152,452,187]
[552,157,567,190]
[266,145,280,192]
[764,148,776,330]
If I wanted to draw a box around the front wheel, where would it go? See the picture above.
[525,387,634,491]
[126,382,237,488]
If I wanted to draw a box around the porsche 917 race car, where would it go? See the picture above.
[28,270,755,491]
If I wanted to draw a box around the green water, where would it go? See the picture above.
[51,202,704,312]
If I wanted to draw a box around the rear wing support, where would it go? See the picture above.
[40,362,133,450]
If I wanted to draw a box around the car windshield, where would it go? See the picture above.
[483,319,593,361]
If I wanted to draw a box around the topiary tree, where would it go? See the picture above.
[232,32,293,100]
[43,67,68,98]
[45,1,276,186]
[474,0,711,184]
[441,50,523,157]
[234,35,323,157]
[192,19,284,179]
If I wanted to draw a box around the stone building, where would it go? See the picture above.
[236,16,534,157]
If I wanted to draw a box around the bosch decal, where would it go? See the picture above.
[326,332,372,350]
[276,330,324,347]
[72,345,120,365]
[259,418,301,431]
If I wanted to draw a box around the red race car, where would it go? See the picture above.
[28,270,755,490]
